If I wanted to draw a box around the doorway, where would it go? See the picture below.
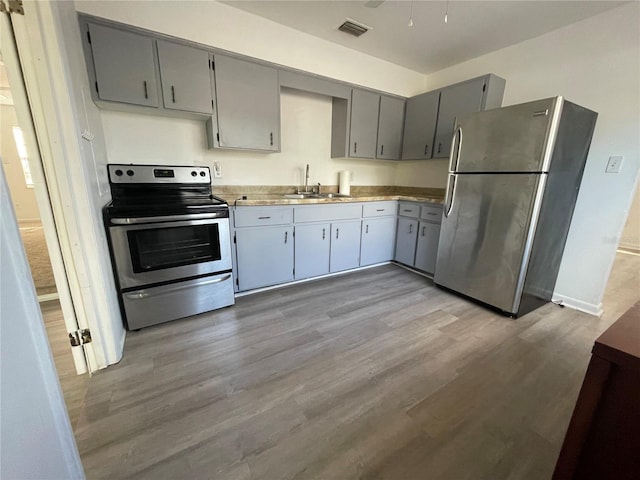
[1,60,58,301]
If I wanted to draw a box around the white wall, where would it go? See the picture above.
[0,167,84,479]
[620,188,640,250]
[422,3,640,314]
[1,104,40,221]
[101,88,399,187]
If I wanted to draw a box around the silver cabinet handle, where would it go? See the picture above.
[143,80,148,99]
[353,142,357,154]
[322,228,325,240]
[366,224,369,234]
[171,85,176,103]
[336,228,339,239]
[258,216,271,220]
[380,144,384,156]
[409,224,413,233]
[424,144,428,156]
[125,274,232,299]
[270,132,273,146]
[376,209,385,212]
[284,231,288,243]
[422,226,426,236]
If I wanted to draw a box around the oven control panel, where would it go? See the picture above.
[108,164,211,184]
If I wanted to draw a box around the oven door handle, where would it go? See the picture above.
[110,212,226,225]
[125,274,232,299]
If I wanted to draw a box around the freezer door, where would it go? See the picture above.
[435,173,543,314]
[451,97,561,173]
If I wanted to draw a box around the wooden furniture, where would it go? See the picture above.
[553,301,640,479]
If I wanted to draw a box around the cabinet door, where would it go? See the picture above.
[295,224,330,280]
[414,221,441,274]
[213,55,280,151]
[235,226,293,291]
[401,91,440,160]
[330,221,361,272]
[349,89,379,158]
[88,23,159,107]
[433,77,486,158]
[376,96,405,160]
[361,216,397,266]
[394,217,418,266]
[157,40,213,114]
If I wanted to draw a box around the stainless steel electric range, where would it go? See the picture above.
[104,164,234,330]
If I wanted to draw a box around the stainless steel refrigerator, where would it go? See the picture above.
[434,96,597,317]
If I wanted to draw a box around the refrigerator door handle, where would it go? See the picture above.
[444,173,457,218]
[449,127,463,172]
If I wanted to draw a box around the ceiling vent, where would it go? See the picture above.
[338,19,371,37]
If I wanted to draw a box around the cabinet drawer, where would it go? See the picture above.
[234,207,293,227]
[363,201,396,217]
[294,204,362,223]
[398,202,420,218]
[420,204,443,223]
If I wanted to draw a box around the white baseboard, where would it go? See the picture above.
[552,293,603,317]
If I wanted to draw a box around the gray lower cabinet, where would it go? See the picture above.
[376,95,405,160]
[361,216,397,266]
[394,217,418,265]
[349,89,380,158]
[330,221,362,272]
[211,54,280,151]
[394,202,442,275]
[401,90,440,160]
[87,23,159,107]
[414,221,441,274]
[235,225,293,291]
[157,40,213,114]
[294,223,330,279]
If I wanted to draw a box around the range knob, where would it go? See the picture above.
[199,171,206,177]
[114,169,123,177]
[191,171,197,177]
[126,169,134,177]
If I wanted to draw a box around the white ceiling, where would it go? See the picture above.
[222,1,626,74]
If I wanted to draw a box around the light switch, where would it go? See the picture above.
[213,161,222,178]
[606,155,623,173]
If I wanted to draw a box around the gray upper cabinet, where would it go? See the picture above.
[157,40,213,114]
[376,96,405,160]
[401,90,440,160]
[432,74,506,159]
[87,23,159,107]
[349,89,380,158]
[211,54,280,151]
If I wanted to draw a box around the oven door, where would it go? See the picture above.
[108,216,232,289]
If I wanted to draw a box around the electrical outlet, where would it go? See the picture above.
[213,161,222,178]
[606,155,623,173]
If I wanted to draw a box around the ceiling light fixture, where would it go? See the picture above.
[408,0,414,27]
[444,0,449,24]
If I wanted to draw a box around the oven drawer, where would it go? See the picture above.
[122,272,235,330]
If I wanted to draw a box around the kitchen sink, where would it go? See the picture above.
[282,193,351,199]
[283,193,319,199]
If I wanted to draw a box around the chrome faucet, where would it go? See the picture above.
[304,164,310,193]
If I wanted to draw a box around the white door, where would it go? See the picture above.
[1,8,91,373]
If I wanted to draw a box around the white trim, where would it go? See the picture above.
[1,7,87,374]
[551,293,603,317]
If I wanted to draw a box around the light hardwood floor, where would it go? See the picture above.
[43,253,640,480]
